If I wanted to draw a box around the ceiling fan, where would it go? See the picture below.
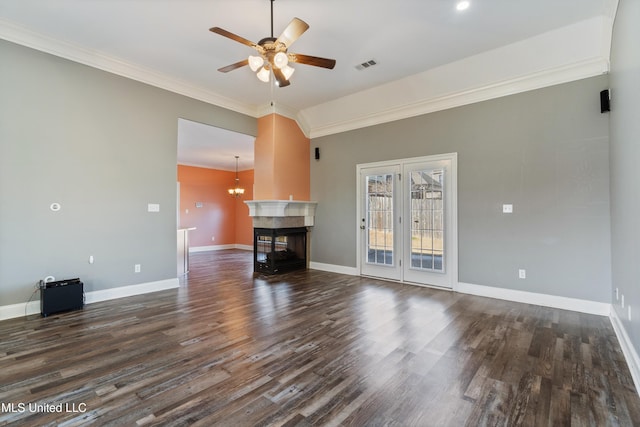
[210,0,336,88]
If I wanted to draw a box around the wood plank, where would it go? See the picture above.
[0,249,638,426]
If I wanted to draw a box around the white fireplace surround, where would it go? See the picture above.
[245,200,318,227]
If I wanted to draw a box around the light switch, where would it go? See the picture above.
[502,204,513,213]
[148,203,160,212]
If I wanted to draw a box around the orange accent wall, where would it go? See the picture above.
[254,115,275,200]
[177,165,254,248]
[254,114,310,200]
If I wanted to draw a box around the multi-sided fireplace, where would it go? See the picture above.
[254,227,307,274]
[245,200,318,275]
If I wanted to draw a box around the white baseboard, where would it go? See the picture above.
[190,244,252,253]
[0,278,179,321]
[610,308,640,394]
[456,281,611,316]
[301,270,611,317]
[0,299,42,320]
[190,244,234,252]
[84,278,179,304]
[309,261,358,276]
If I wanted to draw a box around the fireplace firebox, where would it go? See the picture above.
[254,227,307,274]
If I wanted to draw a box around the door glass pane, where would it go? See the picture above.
[410,169,444,272]
[366,174,394,266]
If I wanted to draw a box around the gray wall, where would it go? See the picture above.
[0,40,256,305]
[311,75,611,303]
[610,0,640,349]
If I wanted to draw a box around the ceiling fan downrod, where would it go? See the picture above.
[270,0,274,38]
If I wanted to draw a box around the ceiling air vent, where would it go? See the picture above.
[355,59,377,70]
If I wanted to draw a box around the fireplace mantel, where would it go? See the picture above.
[244,200,318,227]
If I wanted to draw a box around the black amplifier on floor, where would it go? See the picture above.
[40,278,84,317]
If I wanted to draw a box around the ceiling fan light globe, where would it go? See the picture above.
[281,64,295,80]
[248,55,264,72]
[256,67,270,82]
[273,51,289,69]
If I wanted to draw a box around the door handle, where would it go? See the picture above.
[360,225,365,230]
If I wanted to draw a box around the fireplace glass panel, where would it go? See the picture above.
[254,227,307,274]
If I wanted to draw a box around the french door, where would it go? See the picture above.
[359,165,402,281]
[358,154,457,289]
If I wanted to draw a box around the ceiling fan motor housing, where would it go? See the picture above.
[257,37,287,68]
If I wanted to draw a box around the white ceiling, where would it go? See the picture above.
[177,118,254,171]
[0,0,617,169]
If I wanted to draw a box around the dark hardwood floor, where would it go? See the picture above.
[1,250,639,426]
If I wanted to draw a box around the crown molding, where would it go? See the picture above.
[1,14,615,140]
[303,56,609,139]
[0,18,258,118]
[295,112,312,139]
[255,102,312,138]
[255,101,298,121]
[300,16,614,139]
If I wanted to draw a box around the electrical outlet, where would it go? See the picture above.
[134,264,141,273]
[503,204,513,213]
[518,269,526,279]
[89,255,94,264]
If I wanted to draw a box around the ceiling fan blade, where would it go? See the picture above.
[218,59,249,73]
[288,53,336,69]
[272,67,291,87]
[210,27,261,51]
[275,18,309,49]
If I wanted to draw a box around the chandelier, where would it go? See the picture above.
[228,156,245,197]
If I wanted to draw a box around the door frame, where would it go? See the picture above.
[356,153,458,290]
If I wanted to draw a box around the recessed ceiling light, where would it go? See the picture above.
[456,1,470,11]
